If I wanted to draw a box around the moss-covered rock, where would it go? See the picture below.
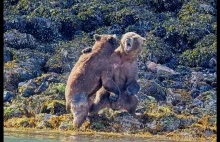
[4,107,22,120]
[180,34,216,67]
[4,29,37,49]
[40,100,66,115]
[141,35,172,64]
[4,47,13,63]
[125,21,154,37]
[45,32,93,74]
[178,0,216,44]
[140,80,167,102]
[4,48,50,91]
[149,0,183,12]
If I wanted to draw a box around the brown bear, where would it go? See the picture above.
[65,34,121,128]
[88,32,145,116]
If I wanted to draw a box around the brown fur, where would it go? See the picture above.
[89,32,145,116]
[65,34,121,127]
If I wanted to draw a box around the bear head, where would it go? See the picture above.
[93,34,118,53]
[120,32,145,57]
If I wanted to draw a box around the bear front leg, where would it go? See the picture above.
[89,88,111,115]
[70,93,89,128]
[125,80,140,96]
[101,73,121,102]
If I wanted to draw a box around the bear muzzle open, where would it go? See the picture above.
[124,37,134,53]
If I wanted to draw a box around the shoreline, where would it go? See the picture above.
[4,127,209,142]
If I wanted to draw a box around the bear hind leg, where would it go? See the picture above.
[89,90,111,116]
[70,93,89,128]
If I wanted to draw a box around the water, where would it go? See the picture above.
[4,130,185,142]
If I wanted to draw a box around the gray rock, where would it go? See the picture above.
[204,73,216,85]
[204,99,216,115]
[190,89,200,99]
[166,88,183,106]
[190,72,204,89]
[200,4,216,15]
[4,106,22,120]
[156,64,179,75]
[4,49,49,91]
[4,29,37,49]
[157,115,181,132]
[4,62,38,91]
[209,58,216,68]
[190,72,204,83]
[197,90,216,101]
[35,82,49,94]
[204,130,214,137]
[59,122,73,130]
[114,113,142,132]
[5,17,61,42]
[43,114,56,121]
[141,80,167,101]
[196,91,216,115]
[175,65,192,75]
[146,61,157,73]
[143,73,152,80]
[18,82,26,87]
[146,120,157,132]
[172,105,184,114]
[20,79,38,97]
[199,84,212,91]
[4,47,13,63]
[13,48,49,67]
[191,98,204,108]
[26,17,61,42]
[4,17,28,33]
[146,61,180,80]
[4,91,15,102]
[180,118,196,128]
[36,120,53,129]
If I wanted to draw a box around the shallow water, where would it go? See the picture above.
[4,130,186,142]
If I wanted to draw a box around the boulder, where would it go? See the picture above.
[4,47,13,63]
[35,82,49,94]
[24,17,61,42]
[114,113,142,132]
[4,91,15,102]
[140,80,167,101]
[4,29,37,49]
[146,61,179,75]
[19,79,38,97]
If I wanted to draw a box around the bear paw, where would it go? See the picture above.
[126,87,136,96]
[109,92,119,102]
[126,84,140,96]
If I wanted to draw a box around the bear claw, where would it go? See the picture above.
[109,93,119,102]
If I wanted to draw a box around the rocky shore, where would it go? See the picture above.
[4,0,216,141]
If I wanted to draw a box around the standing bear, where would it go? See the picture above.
[88,32,145,116]
[65,34,121,128]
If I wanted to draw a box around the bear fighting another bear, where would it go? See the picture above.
[65,34,121,128]
[89,32,145,116]
[65,32,145,128]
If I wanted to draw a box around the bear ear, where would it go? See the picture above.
[108,36,117,45]
[112,34,118,40]
[94,34,101,41]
